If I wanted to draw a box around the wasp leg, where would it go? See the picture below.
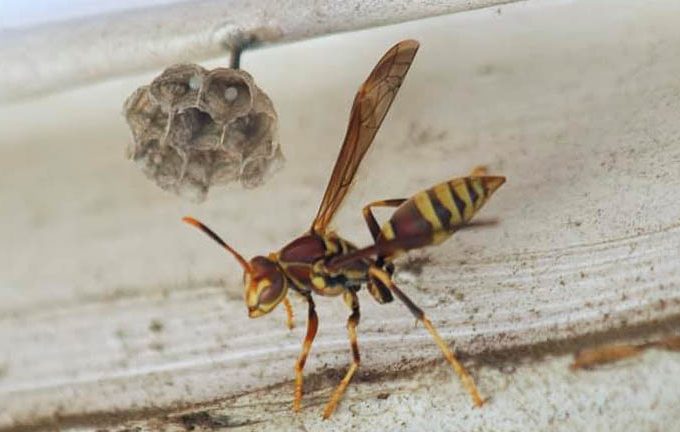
[293,295,318,412]
[470,165,488,176]
[362,199,407,241]
[368,266,485,407]
[322,290,361,419]
[283,297,295,330]
[362,198,406,296]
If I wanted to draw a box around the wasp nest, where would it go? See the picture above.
[124,64,283,202]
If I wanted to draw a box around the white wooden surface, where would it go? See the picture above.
[0,0,517,102]
[2,0,680,430]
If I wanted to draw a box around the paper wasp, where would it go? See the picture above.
[183,40,505,418]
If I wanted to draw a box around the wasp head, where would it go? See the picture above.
[244,255,287,318]
[182,217,288,319]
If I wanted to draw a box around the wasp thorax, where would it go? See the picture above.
[245,255,287,318]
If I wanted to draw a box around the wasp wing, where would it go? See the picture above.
[311,39,420,233]
[325,236,425,271]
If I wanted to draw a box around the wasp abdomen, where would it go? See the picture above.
[379,176,505,251]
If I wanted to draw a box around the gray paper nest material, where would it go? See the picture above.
[123,64,283,202]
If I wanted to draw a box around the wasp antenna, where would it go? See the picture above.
[182,216,252,273]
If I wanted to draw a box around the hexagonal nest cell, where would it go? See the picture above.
[123,64,283,202]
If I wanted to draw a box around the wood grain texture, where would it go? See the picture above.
[0,0,519,102]
[1,0,680,429]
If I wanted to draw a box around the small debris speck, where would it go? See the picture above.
[149,319,164,333]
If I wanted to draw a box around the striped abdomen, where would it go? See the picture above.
[377,176,505,255]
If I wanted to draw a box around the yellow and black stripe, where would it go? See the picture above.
[379,175,505,251]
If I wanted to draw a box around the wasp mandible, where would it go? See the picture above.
[183,39,505,419]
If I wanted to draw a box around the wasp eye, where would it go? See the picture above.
[246,256,287,317]
[257,276,283,305]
